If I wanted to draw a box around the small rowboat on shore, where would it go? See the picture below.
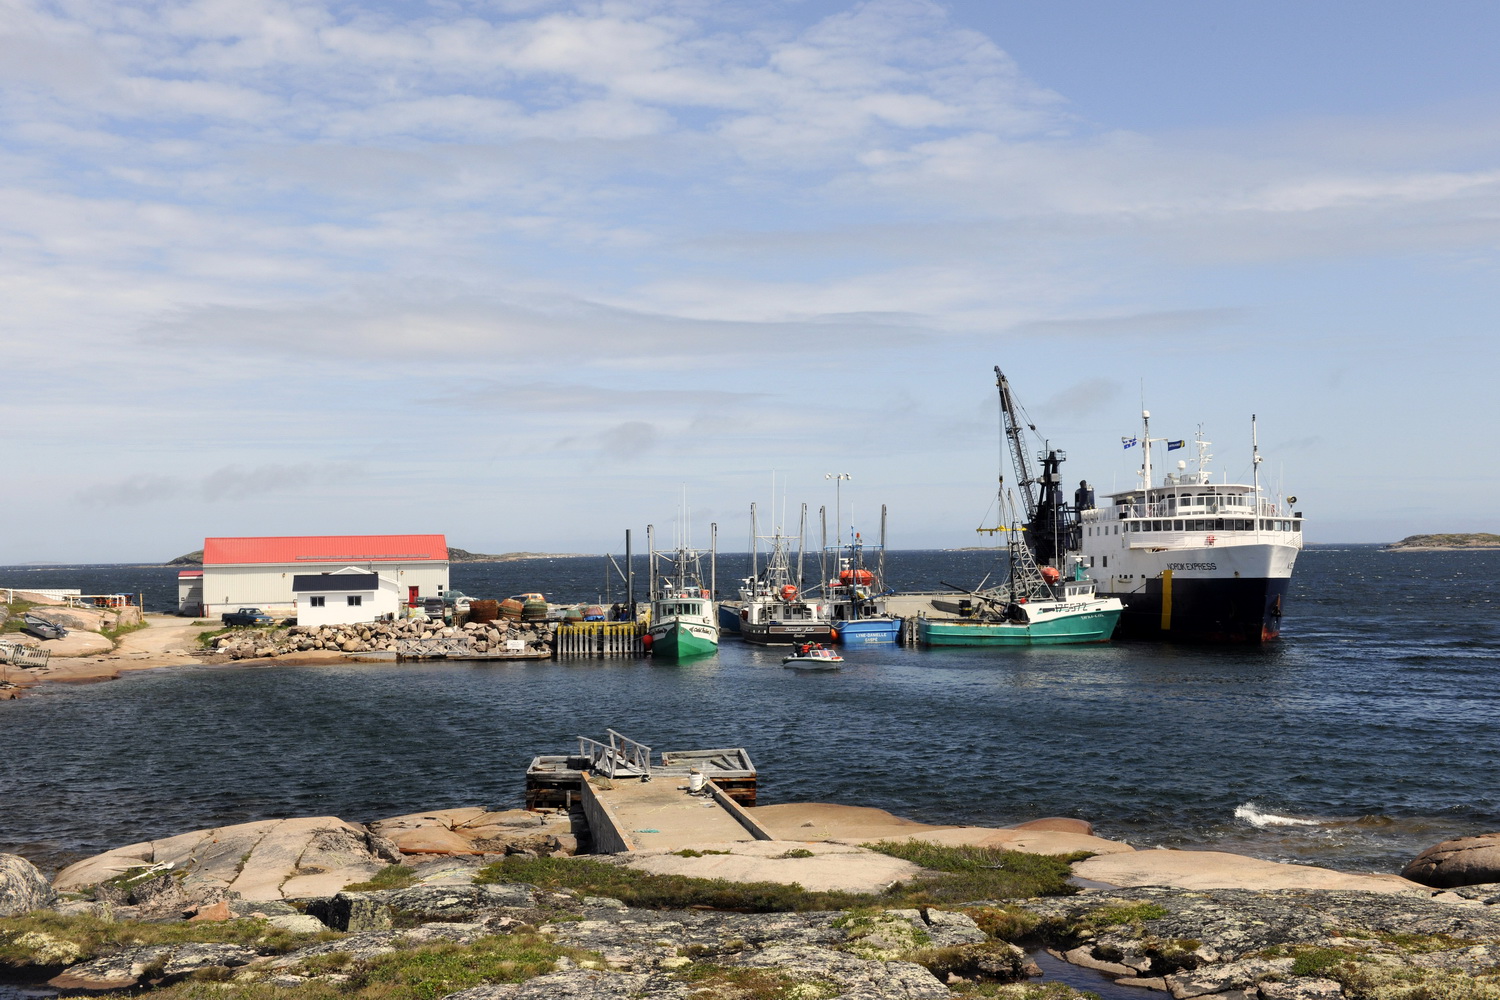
[22,614,68,640]
[782,644,843,670]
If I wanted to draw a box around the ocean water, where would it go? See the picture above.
[1,546,1497,879]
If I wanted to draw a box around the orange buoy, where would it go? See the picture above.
[830,628,839,641]
[839,569,874,586]
[780,584,798,601]
[1040,566,1061,583]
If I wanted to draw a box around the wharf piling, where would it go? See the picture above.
[554,622,645,657]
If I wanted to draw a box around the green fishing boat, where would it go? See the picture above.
[644,503,719,662]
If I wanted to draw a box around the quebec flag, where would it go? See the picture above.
[1167,440,1186,450]
[1121,436,1137,449]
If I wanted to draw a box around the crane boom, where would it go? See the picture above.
[995,366,1039,520]
[992,366,1081,568]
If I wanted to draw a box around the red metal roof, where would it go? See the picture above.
[203,535,448,566]
[178,570,203,578]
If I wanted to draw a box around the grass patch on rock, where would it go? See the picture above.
[948,983,1100,999]
[343,865,420,892]
[475,841,1080,914]
[673,962,842,999]
[291,934,594,1000]
[1,599,39,635]
[0,912,342,968]
[863,842,1084,904]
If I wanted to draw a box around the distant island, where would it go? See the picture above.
[1386,533,1500,551]
[166,547,590,565]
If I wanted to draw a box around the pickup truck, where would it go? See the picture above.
[222,607,275,626]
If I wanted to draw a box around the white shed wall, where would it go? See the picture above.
[296,578,403,627]
[202,562,448,618]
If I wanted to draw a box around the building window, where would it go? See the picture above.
[348,595,363,606]
[310,596,325,608]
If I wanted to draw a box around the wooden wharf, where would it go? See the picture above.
[554,622,645,657]
[526,730,768,853]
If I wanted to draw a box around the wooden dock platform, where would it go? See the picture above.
[527,730,769,853]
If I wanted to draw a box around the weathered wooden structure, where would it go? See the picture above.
[525,729,757,810]
[554,622,645,656]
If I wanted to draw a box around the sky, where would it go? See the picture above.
[4,0,1498,563]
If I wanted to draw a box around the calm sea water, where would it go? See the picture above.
[2,546,1497,878]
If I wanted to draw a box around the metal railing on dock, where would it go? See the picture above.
[555,622,645,657]
[578,729,652,778]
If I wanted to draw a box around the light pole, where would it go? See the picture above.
[825,473,851,558]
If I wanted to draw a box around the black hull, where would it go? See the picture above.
[741,622,836,646]
[1103,576,1290,644]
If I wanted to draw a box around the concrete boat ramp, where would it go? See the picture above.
[526,730,770,852]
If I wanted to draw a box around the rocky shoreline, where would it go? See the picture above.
[5,809,1500,1000]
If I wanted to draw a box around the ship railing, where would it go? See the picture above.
[578,729,652,779]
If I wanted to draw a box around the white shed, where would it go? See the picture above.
[199,534,450,618]
[292,567,403,627]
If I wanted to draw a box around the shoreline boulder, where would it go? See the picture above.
[1402,832,1500,888]
[0,852,58,916]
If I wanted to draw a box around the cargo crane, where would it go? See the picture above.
[993,367,1087,568]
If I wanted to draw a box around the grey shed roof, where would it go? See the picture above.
[292,573,379,592]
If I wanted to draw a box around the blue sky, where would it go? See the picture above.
[4,0,1497,562]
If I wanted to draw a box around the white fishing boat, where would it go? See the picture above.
[719,501,834,646]
[781,644,843,669]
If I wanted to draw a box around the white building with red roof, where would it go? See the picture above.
[193,534,449,618]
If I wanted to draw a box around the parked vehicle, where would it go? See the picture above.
[221,607,274,626]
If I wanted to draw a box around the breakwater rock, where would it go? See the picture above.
[210,618,557,660]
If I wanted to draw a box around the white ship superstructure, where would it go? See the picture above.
[1077,422,1303,642]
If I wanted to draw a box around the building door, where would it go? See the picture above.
[408,586,419,607]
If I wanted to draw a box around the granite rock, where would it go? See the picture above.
[0,852,58,916]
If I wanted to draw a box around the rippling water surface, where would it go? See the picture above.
[2,546,1497,876]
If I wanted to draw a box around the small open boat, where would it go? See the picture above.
[781,644,843,670]
[22,614,68,640]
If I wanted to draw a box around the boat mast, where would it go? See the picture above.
[646,523,656,601]
[797,503,807,588]
[1141,409,1152,492]
[1251,414,1262,511]
[819,506,828,592]
[750,502,758,581]
[710,522,717,599]
[879,504,888,594]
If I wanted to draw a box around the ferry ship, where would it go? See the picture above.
[1075,418,1303,643]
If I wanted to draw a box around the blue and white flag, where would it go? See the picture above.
[1121,436,1137,449]
[1167,439,1186,451]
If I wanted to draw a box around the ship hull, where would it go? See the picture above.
[649,619,718,660]
[918,603,1120,646]
[832,617,903,644]
[741,620,835,646]
[1103,574,1289,644]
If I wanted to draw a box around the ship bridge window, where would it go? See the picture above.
[1174,519,1184,530]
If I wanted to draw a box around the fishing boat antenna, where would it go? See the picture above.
[879,504,888,594]
[797,503,807,587]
